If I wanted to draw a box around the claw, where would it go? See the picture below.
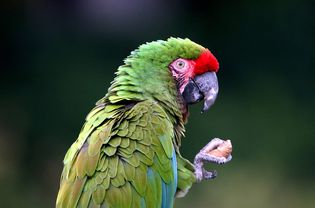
[194,138,232,182]
[203,169,217,180]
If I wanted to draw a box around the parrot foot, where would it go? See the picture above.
[194,138,232,182]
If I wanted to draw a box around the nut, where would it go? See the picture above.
[206,140,232,158]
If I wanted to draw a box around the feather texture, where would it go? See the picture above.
[57,101,179,208]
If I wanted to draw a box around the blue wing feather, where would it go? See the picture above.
[161,148,177,208]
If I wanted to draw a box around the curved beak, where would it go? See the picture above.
[182,72,219,112]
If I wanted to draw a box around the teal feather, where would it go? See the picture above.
[161,148,177,208]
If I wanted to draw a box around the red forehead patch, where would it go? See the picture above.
[193,49,219,75]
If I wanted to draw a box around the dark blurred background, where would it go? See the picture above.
[1,0,315,207]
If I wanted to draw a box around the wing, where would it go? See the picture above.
[175,155,196,198]
[56,100,177,208]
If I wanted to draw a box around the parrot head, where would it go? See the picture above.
[169,46,219,112]
[106,37,219,117]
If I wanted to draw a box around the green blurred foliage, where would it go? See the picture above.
[1,0,314,207]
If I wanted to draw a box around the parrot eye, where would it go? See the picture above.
[176,60,185,69]
[172,58,190,72]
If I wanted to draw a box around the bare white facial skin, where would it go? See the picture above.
[169,58,194,93]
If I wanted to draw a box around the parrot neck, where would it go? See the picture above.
[102,62,187,147]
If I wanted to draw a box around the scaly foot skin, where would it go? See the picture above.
[194,138,232,182]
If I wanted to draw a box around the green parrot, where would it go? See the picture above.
[56,38,232,208]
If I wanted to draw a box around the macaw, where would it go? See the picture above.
[56,38,232,208]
